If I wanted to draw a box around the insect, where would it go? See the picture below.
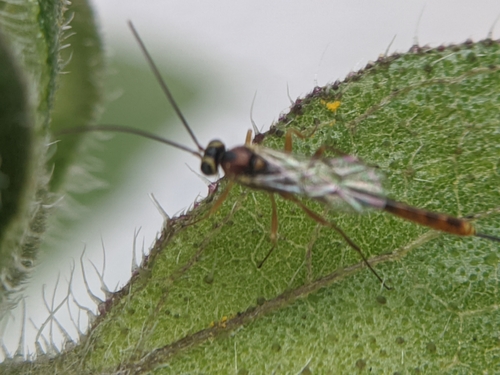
[60,21,499,288]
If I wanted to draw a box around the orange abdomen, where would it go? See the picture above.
[384,199,476,236]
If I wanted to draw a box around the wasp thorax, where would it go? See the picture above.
[201,140,226,175]
[220,146,267,177]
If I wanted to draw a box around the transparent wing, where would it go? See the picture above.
[241,147,387,213]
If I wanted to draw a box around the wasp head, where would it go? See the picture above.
[201,140,226,175]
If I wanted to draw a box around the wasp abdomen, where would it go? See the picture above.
[384,199,475,236]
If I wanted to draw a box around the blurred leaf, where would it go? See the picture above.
[0,0,65,308]
[64,54,199,208]
[48,0,105,192]
[0,26,33,306]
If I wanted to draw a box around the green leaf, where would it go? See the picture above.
[3,40,500,373]
[0,24,34,307]
[48,0,105,192]
[0,0,63,308]
[0,0,104,311]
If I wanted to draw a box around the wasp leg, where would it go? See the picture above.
[245,129,253,146]
[307,144,351,169]
[284,126,347,162]
[257,194,278,268]
[284,127,319,153]
[209,180,235,215]
[313,143,354,159]
[279,192,391,290]
[312,145,327,159]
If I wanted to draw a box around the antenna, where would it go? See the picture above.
[58,124,201,158]
[127,20,205,152]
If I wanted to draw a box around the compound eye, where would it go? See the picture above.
[201,140,226,175]
[201,159,216,175]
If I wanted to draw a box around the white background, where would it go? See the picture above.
[3,0,499,358]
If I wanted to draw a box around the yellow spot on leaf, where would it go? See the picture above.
[321,100,341,112]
